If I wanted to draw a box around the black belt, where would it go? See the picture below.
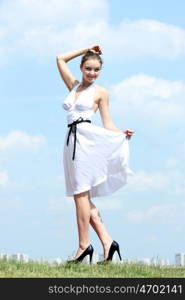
[67,117,91,160]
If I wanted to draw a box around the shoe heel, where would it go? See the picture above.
[117,247,122,261]
[89,251,93,264]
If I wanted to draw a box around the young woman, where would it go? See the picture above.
[56,45,135,264]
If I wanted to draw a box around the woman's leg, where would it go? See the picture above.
[88,192,113,259]
[73,191,91,259]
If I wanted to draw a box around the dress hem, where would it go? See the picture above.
[66,175,108,197]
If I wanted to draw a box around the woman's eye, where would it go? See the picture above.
[85,67,100,72]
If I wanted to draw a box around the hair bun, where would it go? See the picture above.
[81,50,103,66]
[88,49,101,55]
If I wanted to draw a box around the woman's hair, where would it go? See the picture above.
[80,50,103,67]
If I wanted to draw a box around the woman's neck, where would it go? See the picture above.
[80,80,95,88]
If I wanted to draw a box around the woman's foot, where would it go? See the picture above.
[67,244,94,264]
[103,238,113,260]
[98,240,122,264]
[74,244,90,259]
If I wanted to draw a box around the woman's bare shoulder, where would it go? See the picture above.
[95,84,109,98]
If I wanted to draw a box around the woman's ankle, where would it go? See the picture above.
[102,238,113,249]
[79,242,90,250]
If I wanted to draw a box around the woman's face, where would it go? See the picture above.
[80,59,101,84]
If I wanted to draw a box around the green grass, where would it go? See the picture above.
[0,259,185,278]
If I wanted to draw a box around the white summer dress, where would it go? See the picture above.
[62,82,133,198]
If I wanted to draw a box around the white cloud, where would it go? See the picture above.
[113,19,185,58]
[125,168,185,199]
[110,74,185,123]
[47,195,74,213]
[16,19,185,60]
[0,0,108,26]
[52,194,123,211]
[166,142,185,168]
[127,202,185,224]
[47,197,66,212]
[95,197,123,211]
[0,0,108,63]
[127,170,170,191]
[0,170,9,187]
[0,130,46,152]
[0,0,185,63]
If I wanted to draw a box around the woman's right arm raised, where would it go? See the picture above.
[56,47,89,91]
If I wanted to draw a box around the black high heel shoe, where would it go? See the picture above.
[97,240,122,264]
[67,244,94,264]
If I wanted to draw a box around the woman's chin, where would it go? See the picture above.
[82,77,96,85]
[87,78,96,83]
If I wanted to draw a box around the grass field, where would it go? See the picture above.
[0,259,185,278]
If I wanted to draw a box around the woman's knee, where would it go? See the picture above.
[73,190,89,201]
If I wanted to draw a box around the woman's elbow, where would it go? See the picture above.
[56,55,65,62]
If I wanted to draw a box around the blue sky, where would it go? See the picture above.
[0,0,185,264]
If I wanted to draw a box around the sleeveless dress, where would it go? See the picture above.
[62,82,133,198]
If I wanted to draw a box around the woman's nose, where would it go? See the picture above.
[89,70,95,76]
[88,68,94,73]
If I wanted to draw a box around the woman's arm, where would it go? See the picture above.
[98,88,135,138]
[56,47,89,91]
[98,88,122,132]
[56,45,102,91]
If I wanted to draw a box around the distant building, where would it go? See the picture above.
[1,254,11,261]
[122,257,170,266]
[11,253,29,263]
[151,257,170,266]
[175,253,185,266]
[47,258,64,265]
[0,253,5,259]
[0,253,29,263]
[0,251,179,266]
[138,258,151,265]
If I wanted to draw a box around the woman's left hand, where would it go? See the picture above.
[123,129,135,139]
[88,45,102,55]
